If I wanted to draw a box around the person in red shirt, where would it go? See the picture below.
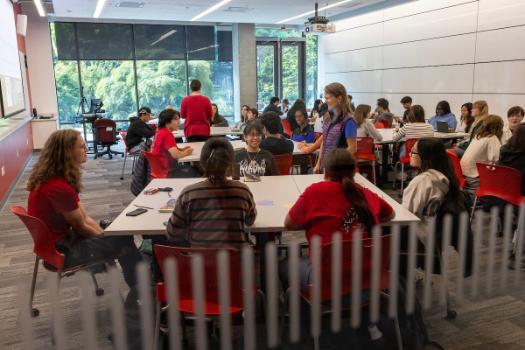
[180,79,213,142]
[26,129,142,291]
[150,108,194,177]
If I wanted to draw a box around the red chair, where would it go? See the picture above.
[273,153,293,175]
[281,119,293,137]
[471,163,525,220]
[11,206,105,317]
[153,245,254,344]
[93,118,124,159]
[374,121,386,129]
[445,149,466,189]
[119,130,142,180]
[142,151,169,179]
[355,137,377,184]
[394,138,418,193]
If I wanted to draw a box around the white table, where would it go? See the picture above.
[375,128,468,144]
[173,127,243,138]
[104,174,419,236]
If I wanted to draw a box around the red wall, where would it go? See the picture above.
[0,122,33,203]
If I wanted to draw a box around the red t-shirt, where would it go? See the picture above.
[151,127,177,175]
[28,177,79,242]
[288,181,393,245]
[180,94,213,137]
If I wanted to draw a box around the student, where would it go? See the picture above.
[180,79,213,142]
[502,106,524,144]
[373,98,394,127]
[241,104,250,121]
[287,98,306,131]
[291,108,315,143]
[354,104,383,142]
[27,129,142,292]
[283,148,393,286]
[210,103,229,127]
[298,135,323,154]
[260,112,294,155]
[309,99,323,120]
[393,105,434,142]
[428,100,457,131]
[458,102,474,133]
[166,138,257,246]
[235,122,278,177]
[281,98,289,115]
[400,96,413,123]
[457,100,489,154]
[500,124,525,195]
[263,97,281,115]
[126,106,156,152]
[150,109,194,177]
[348,94,356,113]
[314,82,358,173]
[460,115,504,194]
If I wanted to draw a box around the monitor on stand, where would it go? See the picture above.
[89,99,104,114]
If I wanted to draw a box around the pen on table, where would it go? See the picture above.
[133,204,154,210]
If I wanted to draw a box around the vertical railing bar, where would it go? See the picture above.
[218,250,232,350]
[351,229,362,328]
[109,268,127,350]
[406,223,417,314]
[241,246,255,350]
[289,239,301,343]
[164,258,183,350]
[137,262,154,350]
[79,272,97,350]
[191,254,208,350]
[423,217,436,309]
[370,227,382,324]
[265,243,279,348]
[330,233,342,334]
[388,224,400,318]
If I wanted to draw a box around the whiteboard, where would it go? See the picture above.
[0,0,25,117]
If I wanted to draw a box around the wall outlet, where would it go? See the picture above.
[1,166,5,177]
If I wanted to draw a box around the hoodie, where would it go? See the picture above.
[402,169,450,217]
[499,145,525,195]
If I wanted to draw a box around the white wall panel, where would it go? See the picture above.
[476,26,525,62]
[326,71,383,92]
[326,47,383,73]
[478,0,525,31]
[382,65,474,93]
[474,61,525,94]
[335,11,382,31]
[472,94,525,119]
[383,0,475,20]
[383,33,476,68]
[382,93,473,120]
[383,2,478,45]
[324,23,383,53]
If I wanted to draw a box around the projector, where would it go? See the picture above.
[305,22,336,34]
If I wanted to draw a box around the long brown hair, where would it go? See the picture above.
[407,105,425,123]
[476,114,504,140]
[324,149,375,234]
[27,129,83,192]
[324,83,352,119]
[353,104,371,127]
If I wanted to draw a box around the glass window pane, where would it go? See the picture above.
[217,30,232,62]
[186,26,215,61]
[133,25,186,60]
[136,60,187,113]
[256,45,275,111]
[53,61,80,124]
[305,35,318,109]
[79,61,137,121]
[255,27,302,38]
[281,45,300,103]
[51,22,77,60]
[188,60,234,123]
[77,23,133,60]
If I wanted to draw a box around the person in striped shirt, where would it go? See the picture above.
[393,105,435,142]
[166,137,257,247]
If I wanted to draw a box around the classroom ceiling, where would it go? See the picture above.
[48,0,386,25]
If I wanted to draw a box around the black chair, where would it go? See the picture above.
[93,118,124,159]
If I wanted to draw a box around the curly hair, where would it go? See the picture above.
[27,129,83,192]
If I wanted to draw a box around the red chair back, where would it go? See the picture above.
[374,122,386,129]
[446,149,466,188]
[476,163,524,206]
[11,206,65,269]
[154,245,244,315]
[400,138,418,164]
[315,235,390,301]
[94,119,117,144]
[281,119,293,136]
[142,151,169,179]
[355,137,376,161]
[273,153,293,175]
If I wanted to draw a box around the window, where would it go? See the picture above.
[53,61,80,124]
[256,44,276,111]
[305,35,318,109]
[281,44,300,103]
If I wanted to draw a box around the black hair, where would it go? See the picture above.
[190,79,201,92]
[377,98,389,111]
[243,121,264,136]
[212,103,219,120]
[158,108,180,128]
[294,108,308,121]
[310,99,323,117]
[436,100,451,115]
[249,108,258,118]
[287,99,306,120]
[138,106,151,115]
[318,102,329,116]
[461,102,474,133]
[506,124,525,151]
[400,96,412,104]
[324,149,375,235]
[508,106,525,118]
[407,105,425,123]
[415,138,460,201]
[270,97,280,105]
[282,99,289,104]
[200,137,234,184]
[261,112,282,134]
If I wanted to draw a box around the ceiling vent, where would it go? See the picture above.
[224,6,253,13]
[115,2,145,8]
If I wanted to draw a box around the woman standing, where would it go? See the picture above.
[313,83,357,173]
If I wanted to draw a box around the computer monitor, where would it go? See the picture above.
[89,99,103,113]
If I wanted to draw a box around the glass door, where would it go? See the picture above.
[280,42,304,105]
[256,42,278,111]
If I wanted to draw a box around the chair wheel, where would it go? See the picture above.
[31,308,40,317]
[96,288,105,296]
[445,309,457,320]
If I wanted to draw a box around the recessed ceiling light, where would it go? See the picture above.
[93,0,108,18]
[191,0,233,22]
[277,0,355,24]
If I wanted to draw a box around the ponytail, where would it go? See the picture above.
[341,177,375,235]
[200,137,234,184]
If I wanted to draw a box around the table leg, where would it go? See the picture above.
[380,144,390,186]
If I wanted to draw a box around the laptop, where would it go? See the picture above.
[436,121,450,133]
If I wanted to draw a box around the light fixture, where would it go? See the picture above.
[33,0,46,17]
[93,0,108,18]
[151,29,177,46]
[191,0,232,22]
[277,0,354,24]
